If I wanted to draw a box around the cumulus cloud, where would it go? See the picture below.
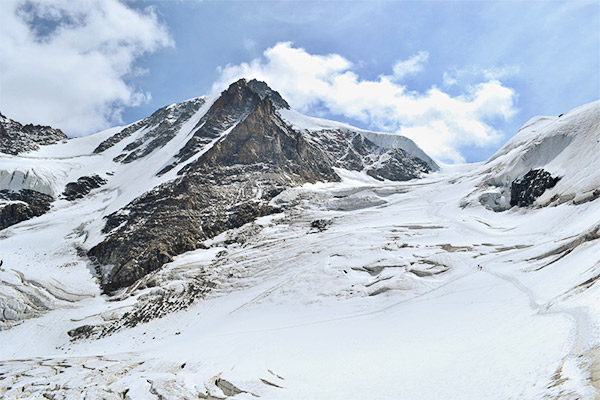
[214,42,516,163]
[0,0,173,136]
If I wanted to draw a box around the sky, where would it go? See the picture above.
[0,0,598,163]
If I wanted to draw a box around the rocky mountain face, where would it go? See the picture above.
[304,128,430,181]
[89,80,432,292]
[0,79,435,294]
[0,113,67,155]
[62,175,108,201]
[157,79,291,175]
[0,189,53,231]
[510,169,560,207]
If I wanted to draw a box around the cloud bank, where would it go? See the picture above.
[0,0,173,136]
[214,42,516,163]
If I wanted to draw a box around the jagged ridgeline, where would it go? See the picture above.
[88,79,435,292]
[0,112,67,155]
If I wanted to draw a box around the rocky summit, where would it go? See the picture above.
[88,79,434,292]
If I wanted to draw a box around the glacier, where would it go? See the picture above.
[0,81,598,399]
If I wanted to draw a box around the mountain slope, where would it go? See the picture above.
[0,78,436,301]
[83,80,435,292]
[89,95,343,291]
[464,100,600,211]
[0,90,598,399]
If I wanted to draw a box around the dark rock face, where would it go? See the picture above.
[62,175,108,201]
[510,169,560,207]
[184,97,337,181]
[0,189,53,230]
[88,78,433,293]
[246,79,290,109]
[89,166,291,292]
[158,79,291,175]
[0,113,67,155]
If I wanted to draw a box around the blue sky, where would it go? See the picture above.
[0,0,598,163]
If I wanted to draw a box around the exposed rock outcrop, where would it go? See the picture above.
[469,101,600,211]
[304,127,430,181]
[0,189,53,230]
[0,113,67,155]
[510,169,560,207]
[158,79,291,175]
[62,175,108,201]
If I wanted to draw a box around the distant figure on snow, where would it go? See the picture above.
[477,264,483,271]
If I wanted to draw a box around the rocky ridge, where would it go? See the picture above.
[93,97,207,163]
[0,113,67,155]
[303,128,430,181]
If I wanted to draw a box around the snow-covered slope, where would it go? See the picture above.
[0,91,599,399]
[0,78,436,318]
[464,100,600,210]
[279,108,439,171]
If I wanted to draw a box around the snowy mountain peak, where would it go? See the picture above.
[88,79,434,292]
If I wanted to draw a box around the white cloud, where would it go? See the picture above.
[443,65,520,88]
[391,51,429,81]
[0,0,173,136]
[214,42,516,163]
